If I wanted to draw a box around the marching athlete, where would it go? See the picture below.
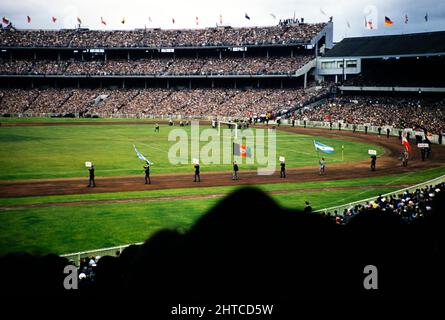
[232,161,239,180]
[87,164,96,187]
[194,163,201,182]
[280,160,286,178]
[144,163,151,184]
[319,157,326,175]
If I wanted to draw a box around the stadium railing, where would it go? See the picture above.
[60,242,144,266]
[314,174,445,216]
[281,119,443,144]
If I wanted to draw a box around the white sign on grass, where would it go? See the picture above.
[368,150,377,156]
[85,161,92,168]
[279,156,285,162]
[193,158,199,165]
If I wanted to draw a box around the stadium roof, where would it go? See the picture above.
[323,30,445,59]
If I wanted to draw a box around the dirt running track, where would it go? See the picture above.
[0,125,444,198]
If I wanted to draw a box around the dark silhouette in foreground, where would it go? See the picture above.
[1,187,444,299]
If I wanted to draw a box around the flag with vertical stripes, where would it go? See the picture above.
[233,143,252,158]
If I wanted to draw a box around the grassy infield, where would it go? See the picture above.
[0,118,443,255]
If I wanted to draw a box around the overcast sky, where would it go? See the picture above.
[1,0,444,42]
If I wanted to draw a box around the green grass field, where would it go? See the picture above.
[0,120,443,256]
[0,123,383,180]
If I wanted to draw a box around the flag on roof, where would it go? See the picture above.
[195,16,199,25]
[2,17,10,25]
[314,141,334,154]
[101,17,107,25]
[219,14,222,24]
[245,13,250,20]
[77,17,82,24]
[27,16,31,23]
[121,17,125,24]
[404,14,408,24]
[425,12,428,22]
[270,13,276,19]
[384,16,394,26]
[52,16,57,23]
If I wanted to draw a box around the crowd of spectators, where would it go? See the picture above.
[296,95,445,134]
[0,56,313,76]
[0,23,326,48]
[327,182,444,226]
[0,87,321,117]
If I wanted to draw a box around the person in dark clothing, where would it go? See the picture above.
[386,128,390,138]
[232,161,239,180]
[154,123,160,132]
[439,133,443,145]
[194,163,200,182]
[378,127,382,136]
[87,165,96,187]
[303,120,306,128]
[364,125,368,134]
[338,122,341,131]
[280,161,286,178]
[144,164,151,184]
[398,130,402,140]
[329,122,333,130]
[304,201,312,214]
[292,118,296,127]
[370,155,377,171]
[420,148,426,161]
[352,124,357,133]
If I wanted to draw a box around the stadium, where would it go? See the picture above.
[0,1,444,301]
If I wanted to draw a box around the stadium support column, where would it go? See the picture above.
[167,80,170,89]
[280,79,283,89]
[144,80,147,89]
[189,80,192,89]
[234,80,237,89]
[219,51,222,59]
[266,50,269,59]
[34,52,37,60]
[291,49,294,58]
[77,79,80,89]
[58,52,61,61]
[122,80,126,89]
[104,53,107,62]
[212,80,214,88]
[304,72,307,89]
[127,51,130,62]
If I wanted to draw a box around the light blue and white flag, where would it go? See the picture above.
[314,141,334,154]
[133,144,154,165]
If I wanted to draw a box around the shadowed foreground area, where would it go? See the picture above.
[1,187,444,299]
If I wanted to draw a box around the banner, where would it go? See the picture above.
[133,144,154,164]
[314,141,334,154]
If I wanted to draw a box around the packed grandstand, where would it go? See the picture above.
[0,22,444,136]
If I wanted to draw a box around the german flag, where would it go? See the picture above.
[384,16,394,26]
